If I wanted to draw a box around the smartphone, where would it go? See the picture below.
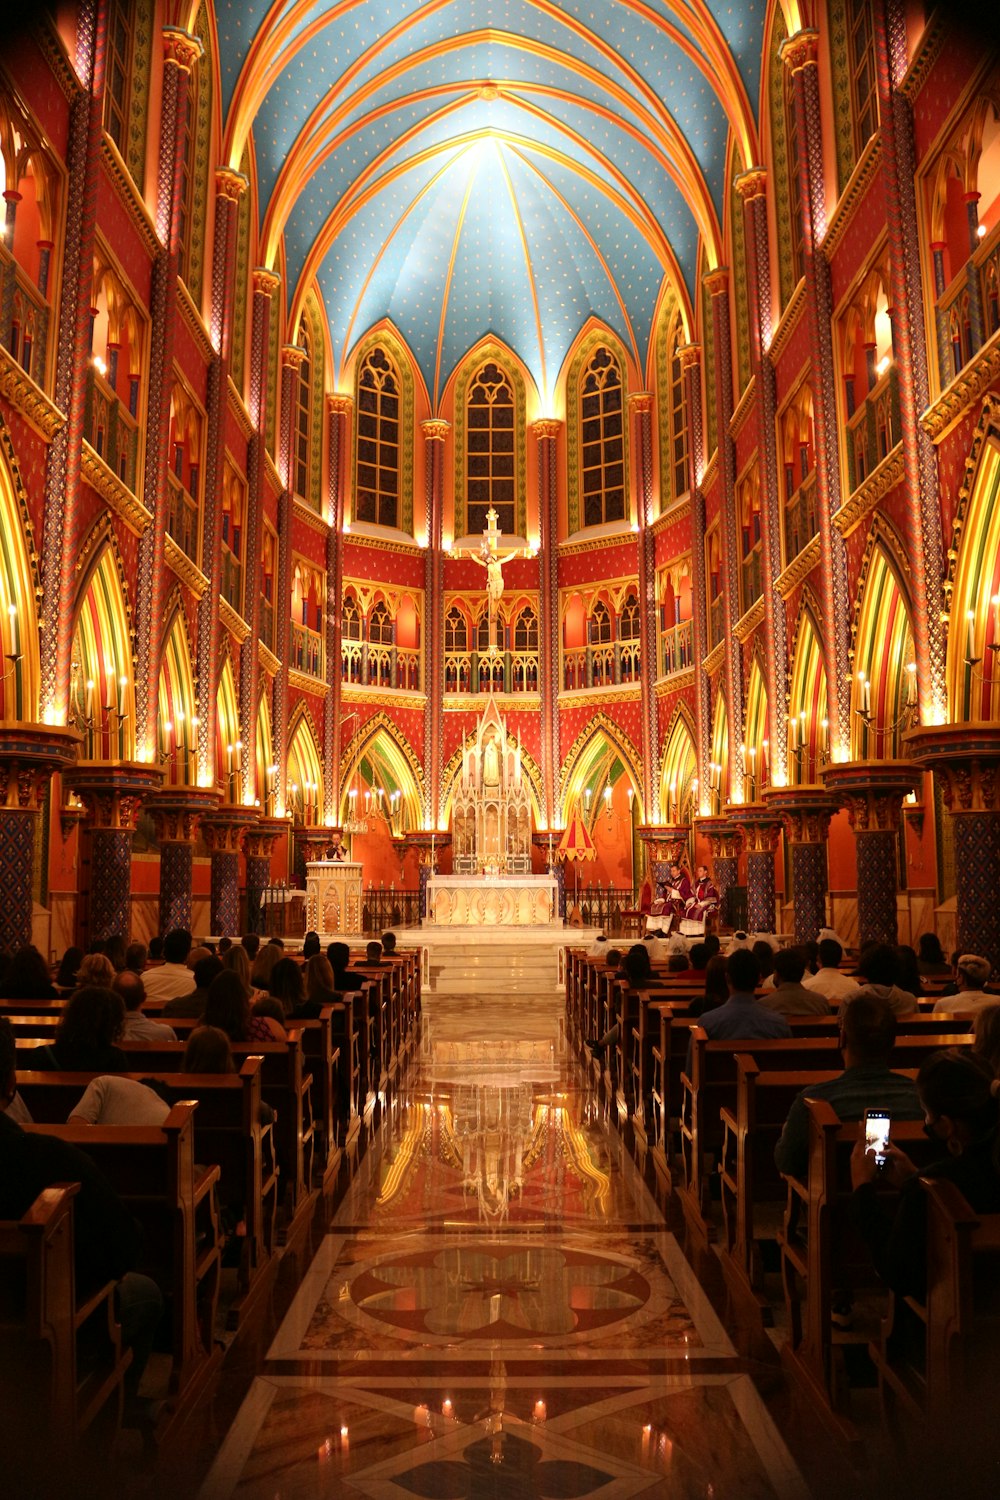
[864,1109,891,1167]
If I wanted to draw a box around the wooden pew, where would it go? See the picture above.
[1,1185,131,1484]
[778,1101,936,1454]
[25,1103,223,1427]
[285,1005,344,1194]
[16,1060,278,1330]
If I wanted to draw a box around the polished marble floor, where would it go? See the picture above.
[191,991,815,1500]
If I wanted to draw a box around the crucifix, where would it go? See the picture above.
[455,506,535,658]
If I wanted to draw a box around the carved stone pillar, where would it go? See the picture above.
[0,727,79,952]
[638,825,691,895]
[694,816,742,925]
[704,269,744,803]
[532,419,561,826]
[906,725,1000,973]
[763,786,837,945]
[325,395,353,823]
[200,807,257,937]
[38,0,109,723]
[196,166,248,782]
[822,761,915,947]
[782,30,853,756]
[630,394,659,822]
[243,815,288,936]
[69,764,163,944]
[272,346,306,814]
[736,168,788,774]
[146,787,219,935]
[422,419,449,828]
[239,268,281,805]
[872,0,948,723]
[732,805,785,935]
[679,345,711,803]
[132,27,203,761]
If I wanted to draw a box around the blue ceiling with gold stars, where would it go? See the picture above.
[218,1,764,405]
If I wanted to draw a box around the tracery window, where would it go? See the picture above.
[356,346,400,527]
[104,0,134,156]
[293,326,312,501]
[369,601,393,645]
[589,600,612,645]
[580,346,625,526]
[477,611,500,654]
[466,362,515,536]
[513,607,538,652]
[445,607,468,652]
[342,597,362,640]
[667,325,688,504]
[619,594,640,640]
[847,0,879,162]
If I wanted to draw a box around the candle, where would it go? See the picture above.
[86,678,94,717]
[762,738,769,783]
[863,678,871,714]
[906,662,917,706]
[967,609,975,660]
[788,716,796,752]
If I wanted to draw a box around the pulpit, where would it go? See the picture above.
[306,860,364,934]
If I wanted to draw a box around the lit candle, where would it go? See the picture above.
[788,716,795,752]
[906,662,917,706]
[993,593,1000,641]
[821,717,829,754]
[967,609,975,660]
[762,738,769,783]
[864,679,871,714]
[86,678,94,717]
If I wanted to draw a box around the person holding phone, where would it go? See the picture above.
[851,1048,1000,1300]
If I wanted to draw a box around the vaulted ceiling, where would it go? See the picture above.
[218,1,768,405]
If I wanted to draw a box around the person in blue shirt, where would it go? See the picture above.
[698,948,793,1041]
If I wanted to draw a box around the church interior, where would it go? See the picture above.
[2,1,1000,1496]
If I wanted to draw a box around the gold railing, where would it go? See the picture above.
[783,469,818,565]
[291,621,323,678]
[86,365,140,494]
[660,619,693,676]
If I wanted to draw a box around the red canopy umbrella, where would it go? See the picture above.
[555,807,597,905]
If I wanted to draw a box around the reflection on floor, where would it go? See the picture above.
[196,991,811,1500]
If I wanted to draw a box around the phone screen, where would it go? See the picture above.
[864,1110,891,1166]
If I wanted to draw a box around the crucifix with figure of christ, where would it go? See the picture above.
[455,505,535,658]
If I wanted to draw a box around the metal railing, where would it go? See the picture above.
[221,549,242,613]
[565,884,638,933]
[86,365,140,494]
[291,621,323,678]
[660,619,692,676]
[362,887,421,933]
[3,254,50,388]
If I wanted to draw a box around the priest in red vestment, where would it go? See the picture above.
[688,864,720,921]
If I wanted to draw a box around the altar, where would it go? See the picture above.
[305,859,364,934]
[426,873,560,927]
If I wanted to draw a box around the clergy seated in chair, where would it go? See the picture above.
[687,865,719,923]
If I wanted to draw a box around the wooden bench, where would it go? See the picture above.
[24,1103,223,1428]
[285,1005,344,1194]
[1,1185,131,1485]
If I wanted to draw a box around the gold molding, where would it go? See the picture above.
[833,444,905,536]
[734,596,765,642]
[164,535,208,597]
[258,640,279,677]
[898,12,949,101]
[265,451,283,496]
[227,377,254,442]
[0,347,64,438]
[80,442,152,534]
[823,134,882,260]
[35,18,80,102]
[655,668,695,694]
[730,374,757,438]
[342,684,426,710]
[291,494,330,536]
[442,693,541,711]
[559,528,641,556]
[176,280,213,363]
[701,451,719,493]
[219,597,250,644]
[100,137,160,258]
[289,668,328,697]
[343,529,425,557]
[558,684,643,710]
[921,328,1000,443]
[652,498,692,531]
[704,640,725,676]
[768,277,807,364]
[776,534,822,598]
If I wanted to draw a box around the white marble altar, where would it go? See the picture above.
[426,872,559,927]
[305,859,364,933]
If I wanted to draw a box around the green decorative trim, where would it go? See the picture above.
[701,272,717,460]
[565,327,632,535]
[126,0,153,193]
[827,0,857,197]
[730,158,752,397]
[300,290,326,514]
[351,326,415,536]
[653,291,680,511]
[229,143,251,396]
[453,343,526,538]
[769,10,796,311]
[185,2,212,307]
[265,284,281,457]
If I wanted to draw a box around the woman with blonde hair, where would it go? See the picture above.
[76,952,116,990]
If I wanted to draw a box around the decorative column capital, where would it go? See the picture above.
[703,267,730,297]
[281,343,307,371]
[627,391,654,414]
[733,167,768,203]
[676,342,701,370]
[252,267,281,298]
[637,824,690,865]
[146,785,220,843]
[162,26,203,72]
[243,814,291,860]
[200,804,259,854]
[530,418,562,441]
[779,28,820,73]
[694,815,742,860]
[0,725,81,811]
[727,803,784,854]
[215,167,248,203]
[68,761,163,831]
[421,419,450,442]
[821,759,917,831]
[327,392,354,418]
[762,784,838,844]
[905,723,1000,813]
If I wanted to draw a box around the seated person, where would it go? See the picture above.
[54,946,84,995]
[698,949,793,1041]
[116,970,176,1042]
[774,991,923,1180]
[301,931,321,960]
[587,933,609,959]
[0,1018,164,1431]
[381,931,397,955]
[295,955,339,1019]
[663,863,693,921]
[752,940,776,986]
[931,954,995,1015]
[586,947,652,1055]
[36,987,129,1073]
[916,930,952,979]
[973,1004,1000,1078]
[364,940,383,965]
[202,971,285,1044]
[182,1025,234,1073]
[124,941,147,976]
[803,937,860,1003]
[688,864,719,922]
[141,928,196,1002]
[840,942,918,1019]
[688,953,729,1018]
[268,957,305,1019]
[327,941,364,992]
[68,1074,171,1127]
[163,952,221,1018]
[760,947,831,1016]
[683,942,710,983]
[1,944,58,1001]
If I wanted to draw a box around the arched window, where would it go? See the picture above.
[294,326,312,501]
[466,362,515,536]
[589,600,612,645]
[342,596,361,639]
[356,346,400,527]
[513,607,537,651]
[619,594,640,641]
[667,324,688,504]
[580,347,625,526]
[445,606,468,651]
[105,0,135,156]
[369,601,393,645]
[847,0,879,163]
[477,611,499,654]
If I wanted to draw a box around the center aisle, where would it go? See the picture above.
[197,990,811,1499]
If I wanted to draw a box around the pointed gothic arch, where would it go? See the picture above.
[339,711,424,835]
[157,607,197,785]
[0,414,41,721]
[659,706,698,824]
[852,529,916,757]
[947,409,1000,722]
[788,596,829,783]
[70,525,135,762]
[559,712,643,828]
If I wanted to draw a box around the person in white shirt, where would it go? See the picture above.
[141,928,196,1002]
[115,970,177,1043]
[68,1074,171,1127]
[588,933,609,958]
[804,938,861,1003]
[932,954,996,1015]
